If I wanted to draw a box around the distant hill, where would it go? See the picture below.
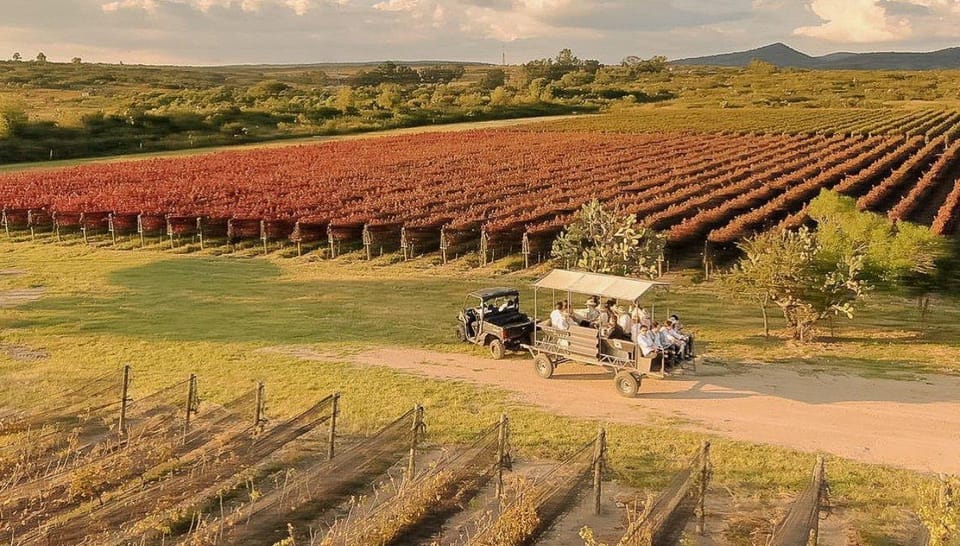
[672,43,960,70]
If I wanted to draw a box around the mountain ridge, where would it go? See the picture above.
[672,43,960,70]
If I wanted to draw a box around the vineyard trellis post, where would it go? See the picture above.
[697,441,711,535]
[118,364,131,436]
[522,233,530,269]
[407,404,425,480]
[593,427,606,516]
[495,413,509,504]
[254,381,266,432]
[327,392,340,460]
[198,217,205,250]
[184,373,198,435]
[440,227,448,264]
[703,241,712,281]
[480,230,489,267]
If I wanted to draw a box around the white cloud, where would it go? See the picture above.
[794,0,912,42]
[102,0,159,13]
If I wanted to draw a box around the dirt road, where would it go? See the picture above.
[278,347,960,475]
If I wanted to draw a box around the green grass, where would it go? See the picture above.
[0,239,952,543]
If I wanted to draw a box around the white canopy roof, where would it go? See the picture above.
[533,269,668,301]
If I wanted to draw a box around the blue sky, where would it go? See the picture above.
[3,0,960,65]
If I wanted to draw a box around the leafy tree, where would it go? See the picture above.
[551,199,666,277]
[12,52,21,62]
[333,86,356,113]
[621,55,667,76]
[522,48,599,83]
[350,62,420,86]
[807,190,952,323]
[747,59,778,74]
[418,64,465,84]
[35,52,47,63]
[479,68,506,91]
[71,57,82,64]
[488,86,511,106]
[721,226,868,341]
[376,83,403,110]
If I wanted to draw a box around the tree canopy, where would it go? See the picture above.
[721,225,868,341]
[551,199,665,277]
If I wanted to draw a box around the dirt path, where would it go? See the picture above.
[275,347,960,475]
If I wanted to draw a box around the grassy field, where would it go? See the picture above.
[1,238,957,542]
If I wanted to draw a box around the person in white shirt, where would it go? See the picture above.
[634,324,659,357]
[616,305,633,335]
[583,298,600,323]
[549,301,570,330]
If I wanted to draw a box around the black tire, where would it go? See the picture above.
[614,371,640,398]
[534,354,554,379]
[455,323,467,343]
[489,338,505,360]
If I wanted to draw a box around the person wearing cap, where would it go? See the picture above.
[583,298,600,324]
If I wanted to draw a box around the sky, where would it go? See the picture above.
[2,0,960,66]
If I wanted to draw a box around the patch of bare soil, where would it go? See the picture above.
[283,346,960,475]
[0,287,44,308]
[1,344,48,361]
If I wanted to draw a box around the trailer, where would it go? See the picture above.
[523,269,672,397]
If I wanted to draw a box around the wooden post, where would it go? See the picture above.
[593,427,606,516]
[811,455,825,545]
[440,228,448,265]
[198,219,205,250]
[522,233,530,269]
[495,414,508,503]
[407,404,424,480]
[184,373,197,434]
[118,364,131,436]
[254,382,266,432]
[697,441,711,535]
[327,392,339,460]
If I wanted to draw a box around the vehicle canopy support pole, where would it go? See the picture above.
[407,404,425,481]
[697,441,711,535]
[593,427,606,515]
[118,364,131,436]
[495,413,509,505]
[327,392,340,460]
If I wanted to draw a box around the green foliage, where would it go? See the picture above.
[417,64,465,84]
[522,48,600,84]
[918,478,960,546]
[807,190,950,291]
[747,59,778,75]
[350,62,421,86]
[551,199,666,277]
[479,68,506,91]
[722,226,868,341]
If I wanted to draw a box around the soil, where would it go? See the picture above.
[0,287,44,308]
[274,346,960,475]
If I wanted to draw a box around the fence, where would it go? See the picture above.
[768,456,828,546]
[617,441,711,546]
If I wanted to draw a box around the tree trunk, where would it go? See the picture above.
[760,303,769,337]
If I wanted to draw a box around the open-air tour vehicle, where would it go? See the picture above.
[456,287,536,359]
[522,269,671,397]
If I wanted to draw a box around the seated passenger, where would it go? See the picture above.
[616,305,633,335]
[634,324,660,357]
[582,298,600,324]
[603,312,629,340]
[667,315,693,355]
[668,319,693,358]
[550,301,570,330]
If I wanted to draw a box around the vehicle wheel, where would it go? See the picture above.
[614,371,640,398]
[489,339,505,360]
[455,324,467,343]
[534,354,554,379]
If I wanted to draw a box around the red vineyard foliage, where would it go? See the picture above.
[1,128,958,252]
